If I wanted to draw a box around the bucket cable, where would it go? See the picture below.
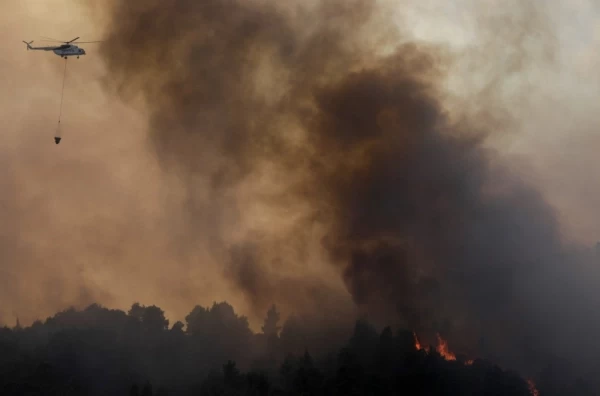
[55,58,67,144]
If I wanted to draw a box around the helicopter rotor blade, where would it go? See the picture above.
[39,36,102,44]
[40,36,64,42]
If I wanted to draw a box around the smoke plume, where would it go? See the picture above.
[86,0,600,377]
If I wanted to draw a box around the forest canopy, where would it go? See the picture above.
[0,302,593,395]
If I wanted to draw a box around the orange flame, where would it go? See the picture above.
[413,331,430,352]
[413,331,422,349]
[413,331,538,396]
[435,333,456,361]
[413,331,470,364]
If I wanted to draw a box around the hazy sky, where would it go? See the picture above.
[2,0,599,331]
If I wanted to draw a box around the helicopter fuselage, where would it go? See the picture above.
[53,44,85,58]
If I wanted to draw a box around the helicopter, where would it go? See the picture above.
[22,36,101,59]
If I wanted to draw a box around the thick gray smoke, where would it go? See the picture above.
[92,0,600,377]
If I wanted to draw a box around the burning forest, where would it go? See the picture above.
[80,0,600,392]
[0,302,574,395]
[2,0,598,394]
[412,330,543,395]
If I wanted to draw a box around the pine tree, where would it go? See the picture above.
[261,304,281,337]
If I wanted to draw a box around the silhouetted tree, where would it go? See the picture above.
[170,321,184,334]
[261,305,281,338]
[294,349,323,395]
[223,360,243,390]
[136,304,169,331]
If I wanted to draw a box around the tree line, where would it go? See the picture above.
[0,302,595,395]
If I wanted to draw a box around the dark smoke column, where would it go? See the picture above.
[93,0,600,376]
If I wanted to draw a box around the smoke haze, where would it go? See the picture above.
[3,0,600,381]
[0,0,241,327]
